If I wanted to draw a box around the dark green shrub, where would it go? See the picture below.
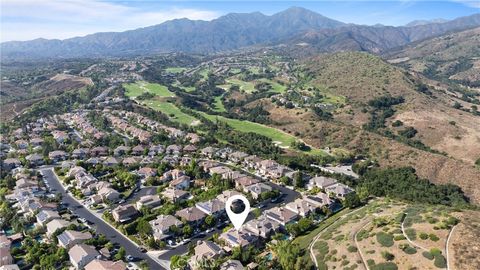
[422,251,434,260]
[376,232,394,247]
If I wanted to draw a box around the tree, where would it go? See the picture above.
[115,247,126,261]
[183,224,193,237]
[343,192,361,208]
[294,171,304,188]
[205,215,216,228]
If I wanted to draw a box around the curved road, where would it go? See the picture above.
[39,168,166,270]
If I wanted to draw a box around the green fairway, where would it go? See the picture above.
[258,78,288,93]
[165,67,187,73]
[212,95,226,112]
[173,81,195,92]
[142,99,198,125]
[225,78,256,93]
[198,111,296,148]
[124,82,174,98]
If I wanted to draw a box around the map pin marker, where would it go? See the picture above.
[225,194,250,231]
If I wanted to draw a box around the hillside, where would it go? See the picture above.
[1,8,479,59]
[385,27,480,87]
[0,74,93,121]
[255,52,480,203]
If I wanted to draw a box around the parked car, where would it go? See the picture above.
[126,255,134,262]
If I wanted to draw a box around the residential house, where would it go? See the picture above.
[84,259,126,270]
[325,183,354,198]
[285,198,321,217]
[215,148,233,159]
[48,150,68,162]
[234,176,260,191]
[30,138,44,147]
[264,207,298,226]
[243,155,262,169]
[46,219,71,237]
[216,190,242,203]
[14,140,28,149]
[229,151,249,163]
[219,228,257,249]
[71,148,89,160]
[36,209,61,226]
[175,207,206,226]
[97,187,120,203]
[0,235,10,249]
[113,146,130,156]
[136,195,162,210]
[2,158,21,171]
[307,176,338,190]
[162,188,189,203]
[0,264,20,270]
[131,145,145,156]
[68,244,99,270]
[103,157,120,167]
[209,166,231,176]
[112,205,138,223]
[148,145,165,156]
[57,230,92,249]
[0,247,13,267]
[195,199,225,217]
[183,145,197,153]
[189,241,224,270]
[166,145,182,155]
[199,160,220,172]
[122,157,139,167]
[244,215,280,239]
[200,147,218,158]
[186,133,200,144]
[220,260,244,270]
[90,146,108,157]
[304,193,332,208]
[25,154,44,166]
[169,175,191,190]
[137,167,157,178]
[245,183,272,200]
[149,215,183,241]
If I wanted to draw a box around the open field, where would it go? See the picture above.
[124,81,174,98]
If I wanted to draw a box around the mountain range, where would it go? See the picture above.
[1,7,479,59]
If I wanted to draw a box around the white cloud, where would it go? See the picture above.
[0,0,221,41]
[451,0,480,8]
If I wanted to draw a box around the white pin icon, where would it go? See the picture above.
[225,194,250,231]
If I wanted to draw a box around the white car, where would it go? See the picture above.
[126,255,134,262]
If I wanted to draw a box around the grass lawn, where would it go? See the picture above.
[212,95,226,112]
[142,99,198,125]
[198,68,210,80]
[165,67,187,73]
[197,111,297,148]
[124,81,174,98]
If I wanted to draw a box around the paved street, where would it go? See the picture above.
[39,168,166,270]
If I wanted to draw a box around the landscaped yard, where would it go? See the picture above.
[124,81,174,98]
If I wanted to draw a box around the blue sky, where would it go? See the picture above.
[1,1,479,42]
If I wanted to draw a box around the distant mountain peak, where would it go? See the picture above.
[405,18,449,27]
